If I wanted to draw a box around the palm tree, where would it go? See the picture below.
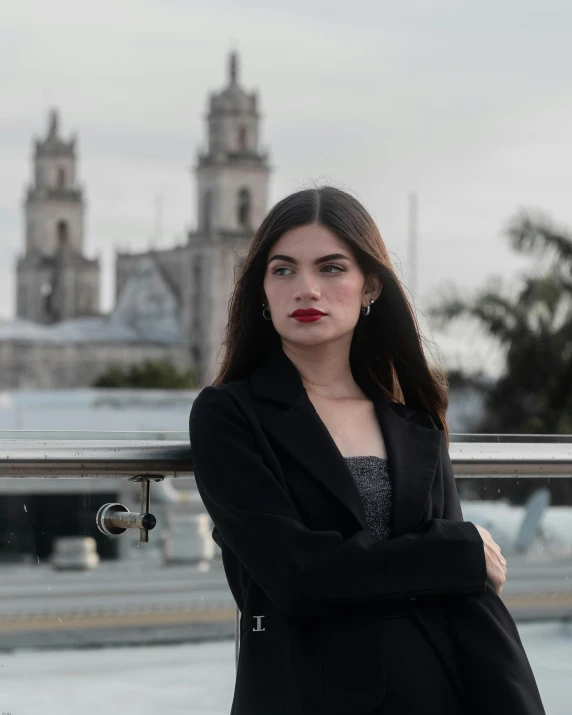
[428,210,572,503]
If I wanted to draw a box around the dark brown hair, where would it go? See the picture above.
[211,185,450,442]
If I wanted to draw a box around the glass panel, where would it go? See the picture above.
[0,427,234,714]
[460,475,572,715]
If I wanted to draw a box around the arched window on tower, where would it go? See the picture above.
[203,191,212,232]
[56,220,69,246]
[57,167,66,188]
[238,126,248,152]
[237,187,251,229]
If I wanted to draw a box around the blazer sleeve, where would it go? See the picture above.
[440,431,465,521]
[189,385,487,617]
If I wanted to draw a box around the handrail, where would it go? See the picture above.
[0,440,193,477]
[0,436,571,478]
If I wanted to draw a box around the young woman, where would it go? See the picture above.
[189,186,545,715]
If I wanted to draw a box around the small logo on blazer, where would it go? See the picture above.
[253,615,265,632]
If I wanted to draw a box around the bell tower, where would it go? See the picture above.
[186,52,271,382]
[195,52,270,235]
[16,109,100,323]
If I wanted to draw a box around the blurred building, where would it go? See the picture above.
[16,109,100,324]
[0,111,190,389]
[1,52,271,388]
[115,51,271,383]
[0,316,188,388]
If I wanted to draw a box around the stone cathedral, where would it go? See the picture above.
[16,110,100,323]
[115,51,271,384]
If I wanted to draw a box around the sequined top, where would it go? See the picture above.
[344,455,392,541]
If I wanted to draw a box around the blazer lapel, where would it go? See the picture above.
[373,397,443,537]
[256,393,370,530]
[249,348,442,539]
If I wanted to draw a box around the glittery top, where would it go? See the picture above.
[344,455,392,541]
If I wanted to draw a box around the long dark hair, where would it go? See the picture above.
[211,185,450,443]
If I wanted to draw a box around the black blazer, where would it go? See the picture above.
[189,347,545,715]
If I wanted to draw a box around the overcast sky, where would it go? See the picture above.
[1,0,571,376]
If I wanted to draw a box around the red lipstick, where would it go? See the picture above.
[291,309,327,323]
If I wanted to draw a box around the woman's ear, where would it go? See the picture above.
[364,274,382,303]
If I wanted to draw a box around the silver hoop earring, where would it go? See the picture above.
[361,298,375,317]
[262,303,272,321]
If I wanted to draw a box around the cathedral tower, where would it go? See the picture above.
[185,52,271,382]
[16,109,100,323]
[195,51,270,235]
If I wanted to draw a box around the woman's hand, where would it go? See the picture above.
[474,525,507,595]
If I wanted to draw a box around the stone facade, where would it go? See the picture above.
[16,110,100,324]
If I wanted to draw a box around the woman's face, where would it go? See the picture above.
[262,223,380,348]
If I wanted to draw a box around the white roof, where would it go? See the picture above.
[0,316,181,345]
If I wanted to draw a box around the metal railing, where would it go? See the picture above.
[1,433,572,669]
[2,434,572,480]
[0,439,194,477]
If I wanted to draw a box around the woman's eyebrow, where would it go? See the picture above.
[267,253,350,265]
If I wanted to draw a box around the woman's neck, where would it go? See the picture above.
[281,339,364,400]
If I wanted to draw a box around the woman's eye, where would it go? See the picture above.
[271,264,344,276]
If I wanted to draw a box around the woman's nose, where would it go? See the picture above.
[292,273,321,301]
